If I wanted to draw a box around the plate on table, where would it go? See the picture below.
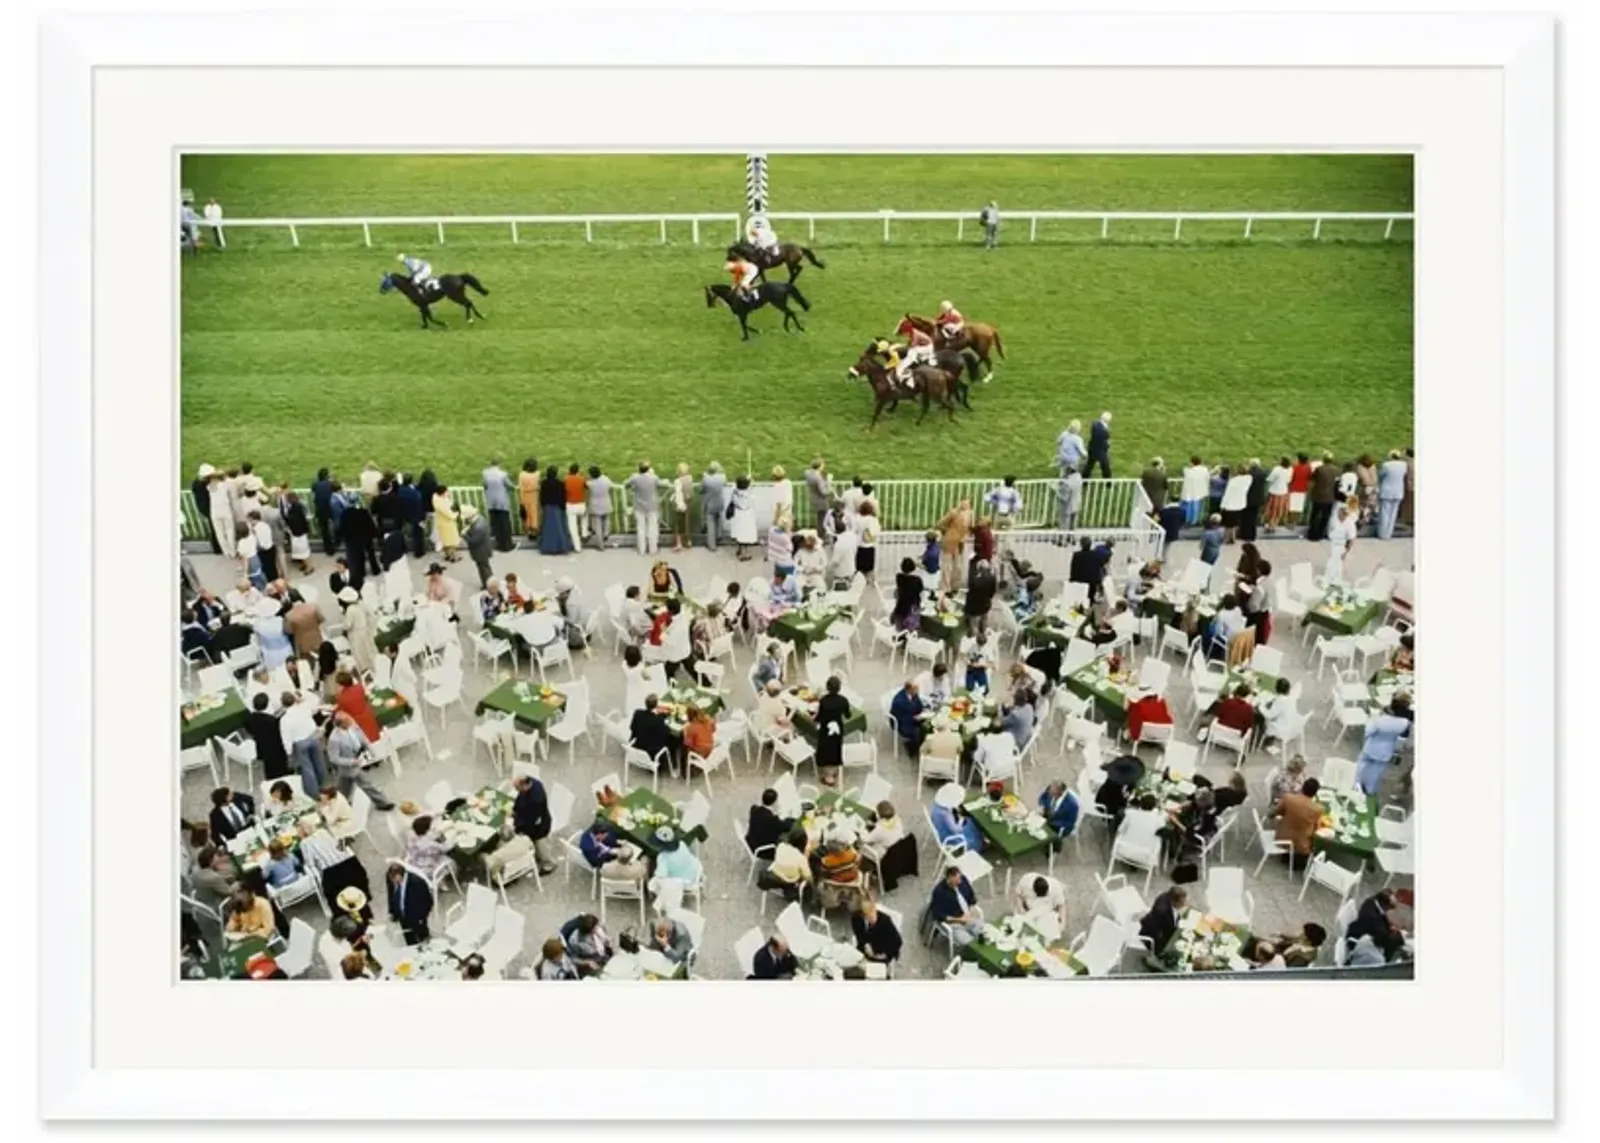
[1316,827,1335,839]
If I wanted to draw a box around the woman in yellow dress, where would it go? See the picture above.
[432,486,461,561]
[518,458,541,543]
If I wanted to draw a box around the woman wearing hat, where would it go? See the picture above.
[929,782,983,854]
[337,586,378,673]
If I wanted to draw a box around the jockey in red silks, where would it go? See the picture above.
[937,300,965,341]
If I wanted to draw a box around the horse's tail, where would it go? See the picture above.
[991,327,1006,360]
[801,247,826,270]
[460,274,490,296]
[788,283,811,311]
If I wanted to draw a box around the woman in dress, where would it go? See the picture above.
[854,501,880,586]
[770,465,794,529]
[767,514,794,577]
[517,458,541,543]
[813,675,851,788]
[432,485,461,562]
[282,490,314,575]
[728,475,758,560]
[337,586,378,673]
[1219,467,1252,544]
[1354,453,1380,527]
[670,462,694,552]
[538,465,573,555]
[794,532,827,597]
[890,557,923,631]
[333,669,383,742]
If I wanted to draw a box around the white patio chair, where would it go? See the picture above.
[1299,851,1362,906]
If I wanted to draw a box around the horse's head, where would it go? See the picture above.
[848,345,881,381]
[895,316,916,338]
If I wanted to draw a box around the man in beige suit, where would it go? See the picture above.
[936,499,974,592]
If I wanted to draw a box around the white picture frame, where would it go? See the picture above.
[35,7,1554,1123]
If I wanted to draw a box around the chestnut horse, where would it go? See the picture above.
[898,314,1006,379]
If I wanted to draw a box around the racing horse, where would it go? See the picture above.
[899,314,1007,379]
[848,345,968,429]
[727,241,827,283]
[379,272,490,329]
[704,281,810,341]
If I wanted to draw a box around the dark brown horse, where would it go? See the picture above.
[727,241,826,283]
[847,347,965,429]
[899,314,1006,379]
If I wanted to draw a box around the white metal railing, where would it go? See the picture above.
[203,213,743,249]
[762,209,1415,244]
[193,208,1412,250]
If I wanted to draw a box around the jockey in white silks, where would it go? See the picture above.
[937,299,965,341]
[903,326,937,372]
[745,214,780,257]
[397,253,435,293]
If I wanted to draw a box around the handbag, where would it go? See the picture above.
[725,502,736,520]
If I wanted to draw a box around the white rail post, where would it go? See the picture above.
[510,221,519,244]
[1030,217,1038,242]
[1312,218,1323,240]
[1100,216,1109,239]
[808,217,815,240]
[691,219,700,244]
[437,221,445,244]
[1243,217,1253,239]
[1384,217,1395,240]
[957,218,964,241]
[660,218,667,244]
[361,222,371,247]
[217,226,227,249]
[1173,217,1183,240]
[882,211,891,244]
[289,225,299,248]
[585,220,594,243]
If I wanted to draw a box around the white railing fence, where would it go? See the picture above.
[179,477,1159,547]
[875,524,1164,580]
[202,213,743,249]
[193,209,1413,250]
[763,210,1414,244]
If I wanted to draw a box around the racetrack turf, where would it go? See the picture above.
[180,153,1413,487]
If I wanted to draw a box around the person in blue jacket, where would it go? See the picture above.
[1038,781,1081,851]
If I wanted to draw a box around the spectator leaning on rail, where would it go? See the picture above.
[481,457,516,553]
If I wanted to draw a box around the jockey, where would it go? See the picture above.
[397,253,434,292]
[903,325,937,370]
[875,339,917,391]
[745,214,780,256]
[937,300,965,341]
[726,255,760,301]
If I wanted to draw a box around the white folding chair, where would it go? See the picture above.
[1200,722,1249,769]
[1204,866,1253,927]
[1248,644,1285,677]
[624,744,668,792]
[1250,808,1293,875]
[275,917,317,977]
[1319,757,1359,793]
[733,926,766,977]
[1094,871,1147,928]
[1299,852,1362,905]
[444,882,500,950]
[1071,915,1133,976]
[687,742,734,792]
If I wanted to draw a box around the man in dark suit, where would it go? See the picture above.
[1346,889,1399,948]
[207,787,257,845]
[244,693,291,781]
[371,477,403,537]
[749,934,798,980]
[1138,884,1189,954]
[1037,781,1080,849]
[181,609,215,664]
[1240,459,1267,542]
[328,557,356,599]
[629,695,676,773]
[311,468,336,555]
[1086,411,1113,478]
[1068,537,1098,596]
[744,789,793,855]
[1306,451,1342,541]
[191,465,221,553]
[851,898,903,967]
[512,774,559,875]
[386,862,434,945]
[340,496,381,584]
[397,474,427,558]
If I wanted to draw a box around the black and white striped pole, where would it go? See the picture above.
[745,152,768,244]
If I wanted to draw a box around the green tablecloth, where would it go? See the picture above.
[767,606,850,658]
[1304,591,1381,635]
[930,690,999,740]
[963,914,1086,978]
[647,591,705,616]
[371,688,413,728]
[1141,591,1218,628]
[205,934,272,979]
[1220,667,1282,706]
[1369,669,1415,709]
[225,804,326,875]
[475,679,567,730]
[789,688,870,743]
[597,788,709,857]
[1064,657,1133,726]
[180,689,249,749]
[1158,910,1253,972]
[811,790,877,821]
[918,605,966,652]
[373,617,415,652]
[656,683,725,735]
[445,785,514,859]
[1311,787,1380,868]
[1020,612,1078,650]
[962,794,1054,860]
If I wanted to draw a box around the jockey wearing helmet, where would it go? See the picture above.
[397,253,434,292]
[745,214,780,257]
[903,325,937,371]
[874,339,918,392]
[937,300,965,341]
[726,254,761,301]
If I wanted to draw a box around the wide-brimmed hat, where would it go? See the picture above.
[336,887,368,913]
[197,463,216,479]
[653,825,679,849]
[460,503,479,520]
[555,576,574,592]
[337,586,359,604]
[934,782,965,809]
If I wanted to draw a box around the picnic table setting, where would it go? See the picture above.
[961,789,1053,860]
[598,787,709,856]
[475,677,568,730]
[1219,666,1282,707]
[380,940,460,981]
[223,804,327,874]
[803,790,878,847]
[443,785,514,858]
[767,601,851,657]
[487,597,565,651]
[1135,765,1201,814]
[1021,596,1087,650]
[1140,581,1220,626]
[1160,909,1254,973]
[372,614,416,652]
[1304,585,1383,635]
[370,687,413,728]
[917,591,968,650]
[963,910,1084,979]
[1064,652,1151,724]
[1312,786,1380,865]
[1369,668,1415,711]
[597,947,688,981]
[786,685,870,741]
[927,688,1000,740]
[655,684,725,734]
[179,687,249,749]
[194,933,276,980]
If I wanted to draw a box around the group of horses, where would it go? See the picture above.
[377,237,1008,429]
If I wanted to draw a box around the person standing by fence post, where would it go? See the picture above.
[804,457,831,526]
[627,461,664,555]
[191,464,221,554]
[936,499,974,593]
[1306,451,1340,541]
[980,200,1000,249]
[1376,450,1408,540]
[701,462,728,550]
[1056,468,1082,534]
[1055,421,1085,477]
[482,458,516,553]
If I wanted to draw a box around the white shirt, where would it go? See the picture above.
[841,487,865,517]
[1220,475,1252,512]
[830,530,859,577]
[236,533,258,561]
[1328,514,1357,551]
[279,702,319,751]
[1119,807,1165,850]
[1014,881,1066,917]
[1180,464,1210,502]
[203,201,222,224]
[253,519,276,551]
[246,676,281,714]
[1266,466,1292,496]
[1214,607,1247,646]
[974,732,1018,778]
[1337,472,1358,498]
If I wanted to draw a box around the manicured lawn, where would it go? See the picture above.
[180,153,1413,487]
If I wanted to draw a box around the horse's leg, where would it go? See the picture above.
[738,310,754,340]
[917,391,931,424]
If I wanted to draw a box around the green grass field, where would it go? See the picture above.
[179,153,1413,488]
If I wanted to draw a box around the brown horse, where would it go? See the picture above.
[899,314,1006,379]
[727,241,826,283]
[847,348,963,429]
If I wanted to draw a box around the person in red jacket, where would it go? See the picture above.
[333,670,382,742]
[1126,687,1175,743]
[1288,452,1314,523]
[1203,685,1257,741]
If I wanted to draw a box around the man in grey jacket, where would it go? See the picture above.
[481,458,515,552]
[626,462,664,555]
[461,504,495,588]
[804,457,831,523]
[1056,468,1083,532]
[701,462,728,549]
